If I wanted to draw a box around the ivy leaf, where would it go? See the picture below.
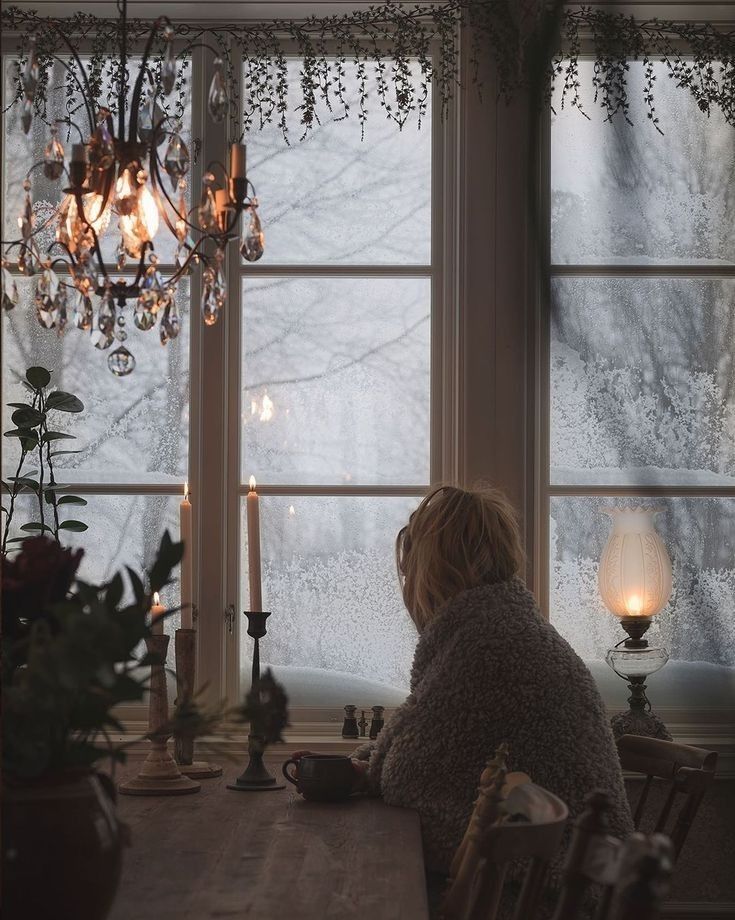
[26,367,51,389]
[59,520,88,532]
[57,495,87,506]
[46,391,84,413]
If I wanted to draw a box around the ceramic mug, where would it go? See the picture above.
[282,754,355,802]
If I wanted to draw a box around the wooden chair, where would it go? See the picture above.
[551,790,674,920]
[617,734,718,859]
[442,745,568,920]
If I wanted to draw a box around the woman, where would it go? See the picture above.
[298,485,632,881]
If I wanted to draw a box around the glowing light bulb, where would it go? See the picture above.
[626,595,643,616]
[115,167,137,216]
[138,184,159,240]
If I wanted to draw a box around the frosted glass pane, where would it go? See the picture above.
[243,61,431,264]
[239,495,418,706]
[241,276,430,485]
[2,278,189,484]
[550,278,735,487]
[3,57,192,265]
[550,496,735,674]
[7,493,183,666]
[551,61,735,265]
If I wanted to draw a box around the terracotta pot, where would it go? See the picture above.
[2,768,127,920]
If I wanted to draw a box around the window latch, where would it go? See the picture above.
[224,604,236,635]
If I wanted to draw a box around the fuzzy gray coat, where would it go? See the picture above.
[353,578,633,875]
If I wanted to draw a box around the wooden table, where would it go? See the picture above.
[109,767,429,920]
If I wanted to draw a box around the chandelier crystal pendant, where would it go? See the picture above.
[0,0,265,375]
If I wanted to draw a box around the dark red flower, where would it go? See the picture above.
[2,536,84,638]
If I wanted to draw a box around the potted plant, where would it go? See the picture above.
[1,530,184,920]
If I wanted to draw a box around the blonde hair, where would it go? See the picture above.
[396,484,523,631]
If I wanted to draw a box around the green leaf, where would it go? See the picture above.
[58,520,88,532]
[11,407,43,428]
[20,522,54,533]
[41,431,76,443]
[106,572,124,610]
[4,428,39,447]
[7,402,33,410]
[50,449,82,457]
[125,566,146,607]
[46,391,84,413]
[8,477,40,492]
[25,367,51,389]
[149,530,185,593]
[57,495,87,506]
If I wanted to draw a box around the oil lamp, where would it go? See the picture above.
[599,507,673,740]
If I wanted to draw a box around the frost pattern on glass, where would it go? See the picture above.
[551,278,735,486]
[551,62,735,265]
[241,276,430,485]
[550,496,735,670]
[243,61,431,265]
[2,279,189,484]
[8,493,182,669]
[3,58,191,265]
[240,496,418,705]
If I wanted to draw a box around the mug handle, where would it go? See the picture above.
[282,759,299,786]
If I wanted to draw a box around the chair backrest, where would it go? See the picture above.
[443,759,568,920]
[617,734,718,858]
[551,791,674,920]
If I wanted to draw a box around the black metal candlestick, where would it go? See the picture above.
[227,611,285,792]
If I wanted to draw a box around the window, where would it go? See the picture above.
[1,50,439,713]
[546,61,735,710]
[234,61,433,708]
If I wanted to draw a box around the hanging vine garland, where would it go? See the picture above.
[0,1,733,138]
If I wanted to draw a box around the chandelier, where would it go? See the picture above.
[0,0,265,375]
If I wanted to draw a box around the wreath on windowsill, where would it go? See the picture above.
[0,2,732,136]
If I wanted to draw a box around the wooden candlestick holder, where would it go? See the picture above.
[227,611,285,792]
[173,626,223,779]
[119,633,201,796]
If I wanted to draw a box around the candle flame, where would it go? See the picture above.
[289,505,295,516]
[153,591,161,606]
[249,475,257,491]
[184,480,189,501]
[260,392,273,422]
[627,594,643,615]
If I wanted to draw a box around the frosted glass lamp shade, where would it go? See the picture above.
[598,508,672,618]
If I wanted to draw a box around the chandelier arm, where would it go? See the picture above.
[54,116,86,145]
[132,243,153,288]
[149,146,209,237]
[73,194,111,287]
[164,236,211,287]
